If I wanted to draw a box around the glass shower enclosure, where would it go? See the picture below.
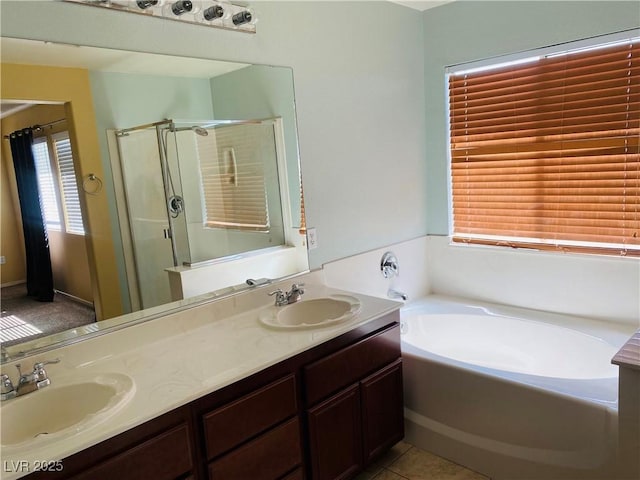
[112,118,285,310]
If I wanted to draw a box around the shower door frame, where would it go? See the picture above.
[108,119,176,312]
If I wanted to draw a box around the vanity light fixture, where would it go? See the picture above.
[62,0,257,34]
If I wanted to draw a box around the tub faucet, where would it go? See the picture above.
[388,289,408,301]
[269,283,305,306]
[246,278,271,287]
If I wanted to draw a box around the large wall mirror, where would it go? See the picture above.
[0,36,309,362]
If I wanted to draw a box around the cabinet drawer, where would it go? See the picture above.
[304,324,400,405]
[70,424,192,480]
[203,374,297,459]
[208,417,302,480]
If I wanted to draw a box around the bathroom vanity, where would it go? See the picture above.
[1,283,403,480]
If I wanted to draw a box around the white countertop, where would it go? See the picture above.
[0,281,401,479]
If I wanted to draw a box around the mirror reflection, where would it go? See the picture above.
[0,37,308,361]
[112,117,294,310]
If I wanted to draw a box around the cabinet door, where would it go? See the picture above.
[361,359,404,463]
[307,385,362,480]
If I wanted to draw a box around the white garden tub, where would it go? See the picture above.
[400,295,636,480]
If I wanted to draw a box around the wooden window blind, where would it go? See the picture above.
[448,38,640,256]
[196,124,271,232]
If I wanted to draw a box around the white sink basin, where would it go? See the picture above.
[259,295,362,329]
[1,372,135,449]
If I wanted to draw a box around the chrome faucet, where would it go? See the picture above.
[388,289,408,301]
[10,359,60,397]
[269,283,305,306]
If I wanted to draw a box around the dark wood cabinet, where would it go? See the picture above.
[199,373,302,479]
[304,325,401,406]
[24,311,402,480]
[303,325,403,480]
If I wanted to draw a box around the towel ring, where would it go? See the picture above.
[82,174,103,195]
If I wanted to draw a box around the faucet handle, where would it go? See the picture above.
[33,358,60,371]
[286,284,305,304]
[0,374,15,401]
[1,374,14,392]
[33,358,60,382]
[268,288,285,299]
[268,289,288,306]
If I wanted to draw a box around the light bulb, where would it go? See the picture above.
[136,0,159,9]
[170,0,192,15]
[231,8,255,26]
[202,3,224,21]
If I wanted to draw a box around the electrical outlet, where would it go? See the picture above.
[307,228,318,250]
[0,256,5,265]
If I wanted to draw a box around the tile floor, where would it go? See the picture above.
[355,441,490,480]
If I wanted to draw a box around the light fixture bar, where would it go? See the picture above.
[62,0,257,34]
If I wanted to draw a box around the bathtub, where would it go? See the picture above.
[400,295,637,480]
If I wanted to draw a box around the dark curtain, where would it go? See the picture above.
[9,128,54,302]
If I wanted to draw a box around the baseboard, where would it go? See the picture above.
[54,289,93,307]
[1,280,25,288]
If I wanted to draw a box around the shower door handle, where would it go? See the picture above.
[224,148,238,186]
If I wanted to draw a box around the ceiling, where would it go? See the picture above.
[0,37,249,78]
[0,36,251,117]
[0,102,34,120]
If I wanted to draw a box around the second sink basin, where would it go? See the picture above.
[259,295,362,329]
[1,372,135,449]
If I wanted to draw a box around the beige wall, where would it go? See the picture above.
[48,230,92,302]
[0,133,25,285]
[1,63,123,319]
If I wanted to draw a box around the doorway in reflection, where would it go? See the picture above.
[1,102,97,344]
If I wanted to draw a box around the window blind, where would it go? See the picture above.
[196,124,270,232]
[52,132,85,235]
[32,138,61,231]
[448,39,640,256]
